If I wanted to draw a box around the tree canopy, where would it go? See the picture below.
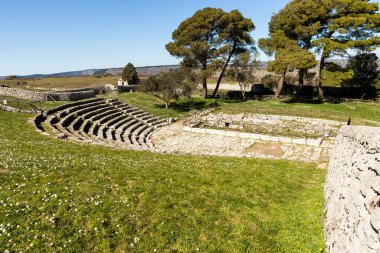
[166,7,255,98]
[346,53,379,87]
[139,69,197,108]
[262,0,380,99]
[121,63,139,85]
[259,31,317,98]
[227,51,257,100]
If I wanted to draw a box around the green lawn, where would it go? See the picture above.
[0,111,325,252]
[0,76,120,90]
[103,92,219,119]
[111,92,380,126]
[0,95,70,111]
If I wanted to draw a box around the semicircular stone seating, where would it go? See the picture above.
[39,98,169,150]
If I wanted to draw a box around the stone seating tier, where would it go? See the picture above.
[39,98,169,150]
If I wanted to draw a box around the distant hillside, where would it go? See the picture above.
[1,59,379,80]
[0,65,180,80]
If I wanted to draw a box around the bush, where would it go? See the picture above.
[16,81,27,85]
[261,74,279,90]
[346,53,379,87]
[139,69,197,108]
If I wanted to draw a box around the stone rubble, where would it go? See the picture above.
[152,122,334,163]
[324,126,380,253]
[194,112,342,138]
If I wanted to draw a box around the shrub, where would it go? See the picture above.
[261,74,279,90]
[139,69,197,108]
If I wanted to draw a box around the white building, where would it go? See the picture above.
[118,79,129,86]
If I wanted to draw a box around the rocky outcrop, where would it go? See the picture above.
[325,126,380,252]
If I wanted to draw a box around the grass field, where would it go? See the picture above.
[111,92,380,126]
[2,86,379,252]
[0,95,69,111]
[0,111,326,252]
[0,76,120,90]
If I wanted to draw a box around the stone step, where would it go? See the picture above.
[130,110,146,117]
[107,100,123,106]
[82,105,114,120]
[43,98,172,151]
[136,126,151,146]
[72,117,84,131]
[106,114,130,128]
[66,101,105,114]
[90,109,120,122]
[61,114,77,128]
[46,98,102,115]
[118,104,133,110]
[58,102,110,127]
[124,108,140,114]
[99,112,123,125]
[139,126,155,146]
[81,119,93,136]
[120,121,142,143]
[145,131,155,149]
[130,124,149,145]
[113,117,134,130]
[141,115,155,121]
[116,119,139,143]
[54,124,80,140]
[74,103,108,117]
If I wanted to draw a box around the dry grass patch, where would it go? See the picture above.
[0,169,9,174]
[245,142,285,157]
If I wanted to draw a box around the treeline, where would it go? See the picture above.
[131,1,380,107]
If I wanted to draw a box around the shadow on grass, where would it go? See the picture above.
[282,97,324,104]
[153,99,220,112]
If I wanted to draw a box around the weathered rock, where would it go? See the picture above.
[57,133,68,139]
[325,126,380,252]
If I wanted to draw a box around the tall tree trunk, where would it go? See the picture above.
[318,50,326,100]
[211,43,237,98]
[165,101,169,109]
[201,63,208,99]
[275,72,286,98]
[202,77,207,99]
[240,83,246,100]
[296,69,305,100]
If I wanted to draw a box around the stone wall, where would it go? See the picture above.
[46,90,95,101]
[117,85,138,93]
[0,104,34,114]
[0,87,46,101]
[183,126,323,146]
[0,87,95,101]
[325,126,380,252]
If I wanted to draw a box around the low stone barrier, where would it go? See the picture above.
[46,90,95,101]
[183,126,322,146]
[0,87,95,101]
[117,85,139,93]
[325,126,380,252]
[0,87,45,100]
[0,104,34,114]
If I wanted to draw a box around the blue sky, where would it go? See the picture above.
[1,0,378,76]
[0,0,291,76]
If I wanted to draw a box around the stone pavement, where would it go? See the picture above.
[151,121,334,163]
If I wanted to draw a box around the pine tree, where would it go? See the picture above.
[166,8,255,98]
[121,63,139,85]
[259,31,317,98]
[265,0,380,98]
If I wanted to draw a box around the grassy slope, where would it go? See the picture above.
[112,92,380,125]
[0,76,120,90]
[0,111,325,252]
[0,95,70,111]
